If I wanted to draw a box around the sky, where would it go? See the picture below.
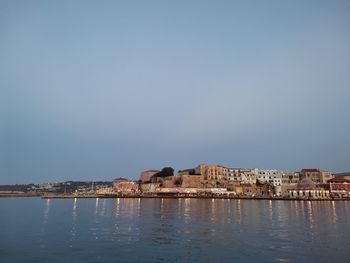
[1,0,350,184]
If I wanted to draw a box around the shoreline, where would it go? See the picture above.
[37,193,350,201]
[0,193,41,198]
[1,193,349,201]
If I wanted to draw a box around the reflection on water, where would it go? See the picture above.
[95,198,99,215]
[331,201,337,224]
[308,201,315,229]
[183,198,191,221]
[39,199,51,249]
[115,197,120,219]
[43,199,50,224]
[70,198,77,246]
[236,199,242,224]
[268,199,273,221]
[73,198,77,216]
[1,198,350,263]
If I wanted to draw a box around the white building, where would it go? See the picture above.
[224,168,256,184]
[255,169,282,186]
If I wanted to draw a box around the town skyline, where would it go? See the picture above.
[3,163,349,199]
[1,162,346,185]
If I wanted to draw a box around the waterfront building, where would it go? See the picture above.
[333,173,350,181]
[328,177,350,198]
[113,178,129,189]
[177,168,202,187]
[140,182,161,193]
[195,163,225,181]
[255,169,282,186]
[320,170,333,183]
[281,172,300,184]
[288,178,330,199]
[96,187,114,195]
[113,179,139,194]
[140,170,160,183]
[241,169,257,185]
[223,168,240,181]
[161,175,182,188]
[180,174,202,188]
[300,169,333,184]
[280,172,300,196]
[223,168,256,184]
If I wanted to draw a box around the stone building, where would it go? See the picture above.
[140,170,160,183]
[195,163,225,181]
[281,172,300,184]
[288,178,330,199]
[194,163,227,188]
[280,172,298,196]
[300,169,332,184]
[161,175,182,188]
[181,174,202,188]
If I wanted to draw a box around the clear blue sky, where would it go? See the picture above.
[1,0,349,184]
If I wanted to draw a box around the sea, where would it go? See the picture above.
[1,198,349,262]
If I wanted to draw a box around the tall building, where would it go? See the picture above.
[255,169,282,186]
[195,163,225,181]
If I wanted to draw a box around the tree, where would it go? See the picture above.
[152,167,174,178]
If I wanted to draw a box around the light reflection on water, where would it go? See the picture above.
[306,201,314,229]
[1,198,350,262]
[331,201,337,224]
[69,198,77,246]
[43,199,50,224]
[236,199,242,224]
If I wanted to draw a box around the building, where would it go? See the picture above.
[96,187,114,195]
[195,163,225,181]
[180,174,202,188]
[281,172,300,185]
[140,182,161,193]
[320,170,333,183]
[255,169,282,186]
[113,178,129,188]
[112,178,139,194]
[241,169,257,185]
[288,178,330,199]
[114,181,139,194]
[161,175,182,188]
[140,170,160,183]
[300,169,332,184]
[223,168,256,184]
[328,177,350,198]
[333,173,350,181]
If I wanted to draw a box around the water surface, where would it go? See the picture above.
[1,198,349,262]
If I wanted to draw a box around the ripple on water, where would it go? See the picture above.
[0,198,350,263]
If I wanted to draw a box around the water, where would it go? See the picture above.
[0,198,349,262]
